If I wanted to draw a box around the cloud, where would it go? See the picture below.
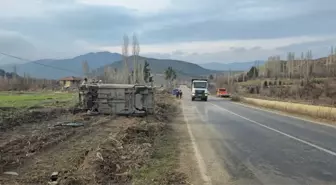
[77,0,171,13]
[100,35,334,63]
[276,38,336,58]
[0,0,336,64]
[0,30,38,64]
[144,48,279,63]
[100,35,332,53]
[141,10,336,43]
[0,1,139,60]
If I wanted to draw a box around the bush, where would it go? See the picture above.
[249,87,255,94]
[231,95,241,102]
[269,87,277,96]
[263,81,268,88]
[256,86,260,94]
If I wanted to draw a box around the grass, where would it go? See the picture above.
[132,126,182,185]
[242,97,336,121]
[0,91,77,108]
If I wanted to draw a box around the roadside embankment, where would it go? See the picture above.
[236,96,336,122]
[131,90,188,185]
[0,90,187,185]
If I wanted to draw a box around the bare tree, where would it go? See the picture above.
[122,34,129,83]
[300,52,304,80]
[291,52,295,78]
[331,46,335,77]
[287,52,294,79]
[132,33,141,84]
[136,37,141,84]
[82,61,89,78]
[132,33,137,84]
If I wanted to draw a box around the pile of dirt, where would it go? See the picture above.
[0,128,76,174]
[154,91,178,122]
[59,93,186,185]
[0,108,69,131]
[57,119,166,185]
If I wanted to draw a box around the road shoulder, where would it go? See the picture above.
[174,106,204,185]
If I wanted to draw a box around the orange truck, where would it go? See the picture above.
[216,88,230,98]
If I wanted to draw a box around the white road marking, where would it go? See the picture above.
[211,103,336,157]
[181,100,213,185]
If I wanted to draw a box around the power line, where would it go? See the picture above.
[0,52,81,75]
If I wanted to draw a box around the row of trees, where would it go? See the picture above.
[212,46,336,88]
[83,59,152,85]
[0,72,58,91]
[82,34,152,85]
[258,46,336,79]
[82,33,179,88]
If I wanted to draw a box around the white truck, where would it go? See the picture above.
[191,79,209,101]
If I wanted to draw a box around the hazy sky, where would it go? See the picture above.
[0,0,336,64]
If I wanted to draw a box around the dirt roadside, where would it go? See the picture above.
[0,91,190,185]
[174,105,204,185]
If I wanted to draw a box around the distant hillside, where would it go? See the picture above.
[0,51,233,80]
[0,52,122,79]
[97,56,221,77]
[200,61,265,71]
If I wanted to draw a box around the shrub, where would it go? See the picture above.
[249,87,255,94]
[263,81,268,88]
[231,95,241,102]
[256,86,260,94]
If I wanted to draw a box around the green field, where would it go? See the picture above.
[0,91,77,108]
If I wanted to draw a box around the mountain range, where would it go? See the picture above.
[200,61,265,71]
[0,52,122,79]
[97,56,223,78]
[0,52,223,79]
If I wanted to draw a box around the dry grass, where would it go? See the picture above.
[0,91,187,185]
[243,97,336,121]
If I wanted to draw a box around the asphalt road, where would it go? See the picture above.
[180,85,336,185]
